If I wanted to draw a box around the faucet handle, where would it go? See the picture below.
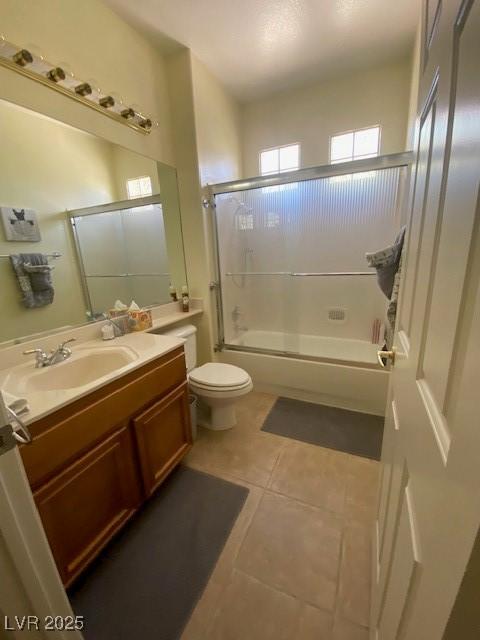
[23,347,48,368]
[58,338,76,350]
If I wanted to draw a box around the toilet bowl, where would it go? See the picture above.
[162,325,252,430]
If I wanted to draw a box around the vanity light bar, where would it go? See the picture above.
[0,36,156,134]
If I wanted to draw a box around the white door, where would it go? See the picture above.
[371,0,480,638]
[0,400,83,639]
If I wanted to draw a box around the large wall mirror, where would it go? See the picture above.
[0,98,187,344]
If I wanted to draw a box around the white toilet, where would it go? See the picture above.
[163,324,252,430]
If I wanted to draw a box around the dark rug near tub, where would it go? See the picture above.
[262,397,384,460]
[69,466,248,640]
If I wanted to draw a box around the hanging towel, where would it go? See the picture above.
[365,226,406,299]
[10,253,55,308]
[384,249,404,348]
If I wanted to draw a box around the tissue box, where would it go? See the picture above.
[128,309,153,331]
[109,308,127,318]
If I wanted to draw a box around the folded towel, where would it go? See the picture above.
[1,390,29,415]
[10,253,55,308]
[366,226,406,299]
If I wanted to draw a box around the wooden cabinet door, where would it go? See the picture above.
[33,426,141,587]
[133,382,192,496]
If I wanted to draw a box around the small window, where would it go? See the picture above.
[265,212,280,228]
[235,213,254,231]
[330,126,380,164]
[126,176,153,199]
[260,144,300,175]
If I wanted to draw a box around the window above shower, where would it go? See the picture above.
[259,143,300,175]
[330,126,381,164]
[126,176,153,199]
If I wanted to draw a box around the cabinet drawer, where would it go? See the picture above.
[133,382,192,496]
[22,347,186,488]
[33,425,141,586]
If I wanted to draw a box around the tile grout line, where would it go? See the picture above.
[186,395,375,637]
[265,438,289,490]
[233,566,338,620]
[201,491,268,639]
[263,485,347,520]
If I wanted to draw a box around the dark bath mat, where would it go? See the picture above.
[262,396,384,460]
[69,465,248,640]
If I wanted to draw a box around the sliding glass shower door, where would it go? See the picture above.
[213,159,408,365]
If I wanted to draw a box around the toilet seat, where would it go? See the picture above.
[161,324,252,430]
[189,362,251,390]
[189,378,253,394]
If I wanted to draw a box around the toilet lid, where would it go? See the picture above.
[189,363,250,388]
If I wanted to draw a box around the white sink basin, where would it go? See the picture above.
[4,346,138,394]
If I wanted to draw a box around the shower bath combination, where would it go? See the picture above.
[209,152,413,414]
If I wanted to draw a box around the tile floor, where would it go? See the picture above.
[182,392,380,640]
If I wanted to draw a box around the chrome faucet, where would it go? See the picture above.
[103,316,128,337]
[23,338,76,368]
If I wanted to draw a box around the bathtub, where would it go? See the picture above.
[229,329,380,366]
[218,329,389,415]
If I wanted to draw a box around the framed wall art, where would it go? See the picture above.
[1,207,41,242]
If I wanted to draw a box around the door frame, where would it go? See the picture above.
[0,401,83,639]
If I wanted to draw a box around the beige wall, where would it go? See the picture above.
[242,59,411,177]
[0,0,192,343]
[166,50,245,364]
[0,0,174,165]
[190,55,243,186]
[166,49,214,364]
[0,101,118,341]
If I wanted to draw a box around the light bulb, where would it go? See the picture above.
[56,62,77,90]
[24,44,50,73]
[109,91,124,113]
[99,94,115,108]
[0,36,19,60]
[121,106,135,120]
[84,77,101,101]
[12,48,33,67]
[46,66,66,82]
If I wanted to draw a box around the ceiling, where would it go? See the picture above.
[104,0,419,102]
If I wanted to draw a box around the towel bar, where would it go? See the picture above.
[0,252,62,259]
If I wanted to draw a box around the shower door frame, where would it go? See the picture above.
[68,194,165,317]
[208,151,414,364]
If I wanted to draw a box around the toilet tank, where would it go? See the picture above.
[162,324,197,371]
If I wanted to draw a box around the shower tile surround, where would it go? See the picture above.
[182,392,377,639]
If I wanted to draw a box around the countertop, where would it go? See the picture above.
[1,332,186,426]
[0,301,204,426]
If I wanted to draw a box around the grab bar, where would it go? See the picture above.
[225,271,376,277]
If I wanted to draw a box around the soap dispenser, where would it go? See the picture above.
[101,323,115,340]
[181,285,189,312]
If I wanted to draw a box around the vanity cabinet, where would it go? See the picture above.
[134,382,191,496]
[20,346,192,587]
[33,425,140,585]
